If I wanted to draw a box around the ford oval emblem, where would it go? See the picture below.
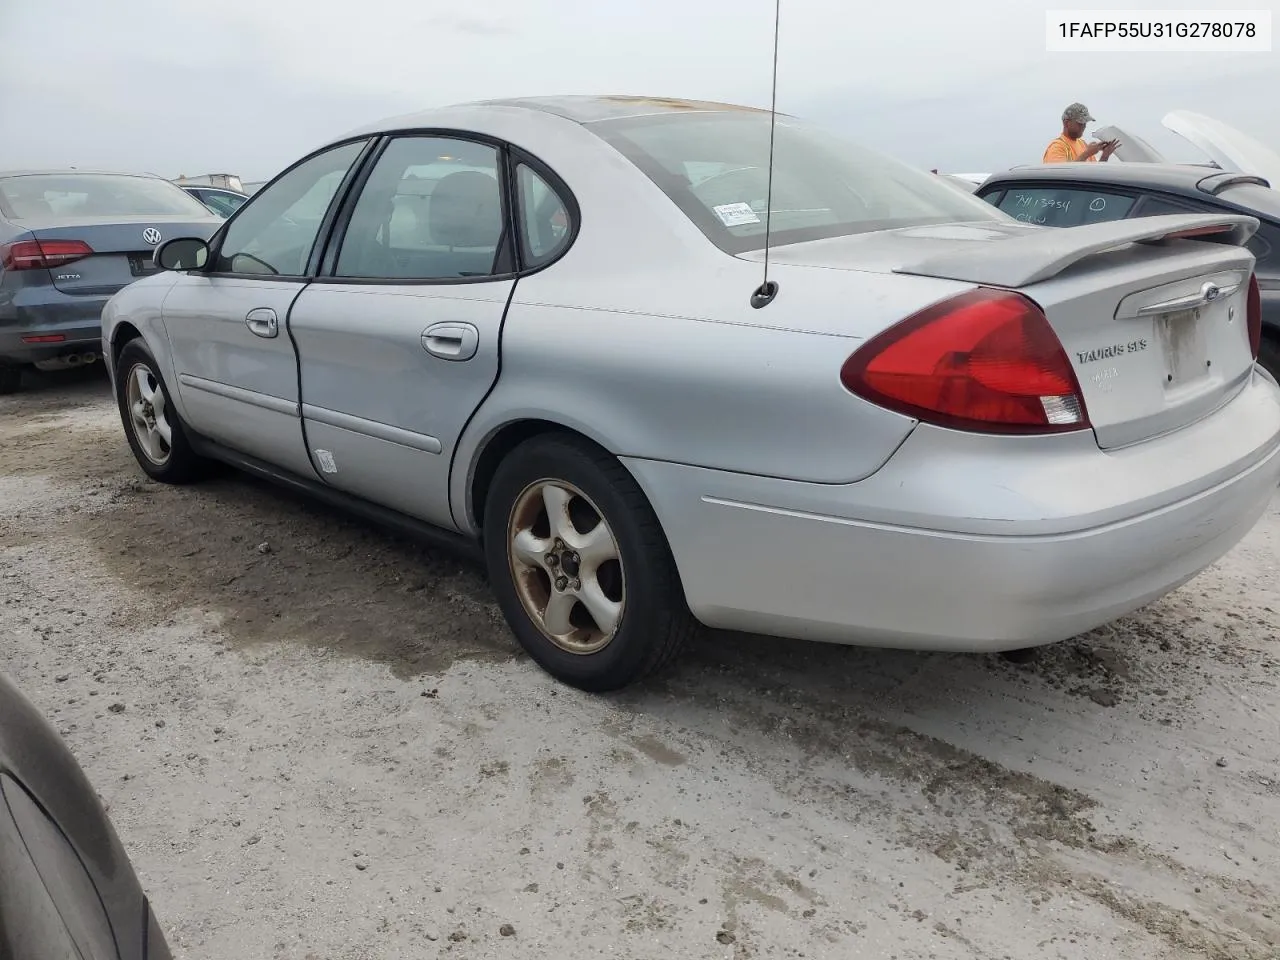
[142,227,163,245]
[1201,281,1222,302]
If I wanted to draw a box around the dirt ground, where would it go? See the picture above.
[2,366,1278,960]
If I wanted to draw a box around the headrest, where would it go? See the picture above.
[428,171,502,248]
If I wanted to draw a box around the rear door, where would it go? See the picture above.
[287,134,527,529]
[162,139,373,477]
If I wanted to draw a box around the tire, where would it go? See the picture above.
[483,434,697,692]
[114,338,209,484]
[0,363,22,395]
[1259,334,1280,383]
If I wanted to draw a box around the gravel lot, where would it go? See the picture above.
[2,367,1278,960]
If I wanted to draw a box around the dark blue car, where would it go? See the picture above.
[0,170,222,394]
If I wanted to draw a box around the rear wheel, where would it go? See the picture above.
[1259,334,1280,382]
[483,434,696,692]
[114,338,209,484]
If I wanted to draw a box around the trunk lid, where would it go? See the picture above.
[27,217,221,296]
[742,214,1260,448]
[1092,124,1168,164]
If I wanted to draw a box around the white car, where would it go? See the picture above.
[99,96,1280,691]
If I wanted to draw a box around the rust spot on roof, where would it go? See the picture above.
[597,95,769,113]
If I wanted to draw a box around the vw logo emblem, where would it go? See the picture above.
[142,227,163,245]
[1201,281,1222,302]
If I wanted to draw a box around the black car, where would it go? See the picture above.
[0,671,172,960]
[974,163,1280,378]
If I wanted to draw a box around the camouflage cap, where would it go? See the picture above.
[1062,102,1096,124]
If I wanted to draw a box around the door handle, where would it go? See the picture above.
[421,322,479,361]
[245,307,279,338]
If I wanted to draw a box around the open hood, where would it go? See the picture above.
[1162,110,1280,186]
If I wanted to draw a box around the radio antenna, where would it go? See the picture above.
[750,0,782,309]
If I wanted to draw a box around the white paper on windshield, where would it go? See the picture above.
[712,202,761,226]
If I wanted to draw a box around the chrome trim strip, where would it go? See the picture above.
[301,403,442,454]
[177,374,299,417]
[1137,280,1242,315]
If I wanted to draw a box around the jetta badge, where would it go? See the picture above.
[1201,281,1222,302]
[142,227,162,245]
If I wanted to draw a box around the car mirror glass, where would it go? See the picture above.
[155,237,209,271]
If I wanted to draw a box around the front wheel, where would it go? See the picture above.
[483,434,697,692]
[114,338,210,484]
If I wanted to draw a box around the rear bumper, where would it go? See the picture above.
[624,373,1280,651]
[0,295,108,363]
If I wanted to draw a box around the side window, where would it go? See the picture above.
[214,139,367,277]
[993,186,1135,227]
[1137,195,1199,217]
[515,164,571,268]
[1251,224,1277,269]
[335,136,505,281]
[201,191,242,218]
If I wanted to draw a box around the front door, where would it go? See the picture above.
[162,139,371,477]
[288,135,516,529]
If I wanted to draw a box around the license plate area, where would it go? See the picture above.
[128,252,159,277]
[1155,307,1208,388]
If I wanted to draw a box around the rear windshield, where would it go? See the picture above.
[985,185,1136,227]
[590,111,1006,254]
[0,173,211,219]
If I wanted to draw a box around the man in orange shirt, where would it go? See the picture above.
[1043,103,1120,163]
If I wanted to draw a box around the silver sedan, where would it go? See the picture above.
[101,95,1280,691]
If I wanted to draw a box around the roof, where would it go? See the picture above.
[472,95,773,124]
[0,169,164,180]
[347,94,775,139]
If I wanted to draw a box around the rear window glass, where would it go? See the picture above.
[0,174,211,219]
[990,186,1135,226]
[591,112,1006,254]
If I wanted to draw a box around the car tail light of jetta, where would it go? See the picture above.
[840,287,1092,435]
[0,238,94,271]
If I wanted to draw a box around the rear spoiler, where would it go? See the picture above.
[894,214,1259,288]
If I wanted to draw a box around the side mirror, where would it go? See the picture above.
[155,237,209,272]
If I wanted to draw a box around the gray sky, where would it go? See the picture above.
[1,0,1275,180]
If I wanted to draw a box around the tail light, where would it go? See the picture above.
[0,239,94,271]
[1246,273,1261,360]
[840,287,1090,435]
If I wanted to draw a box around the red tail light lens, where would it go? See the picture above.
[0,239,94,271]
[841,288,1090,434]
[1246,273,1261,360]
